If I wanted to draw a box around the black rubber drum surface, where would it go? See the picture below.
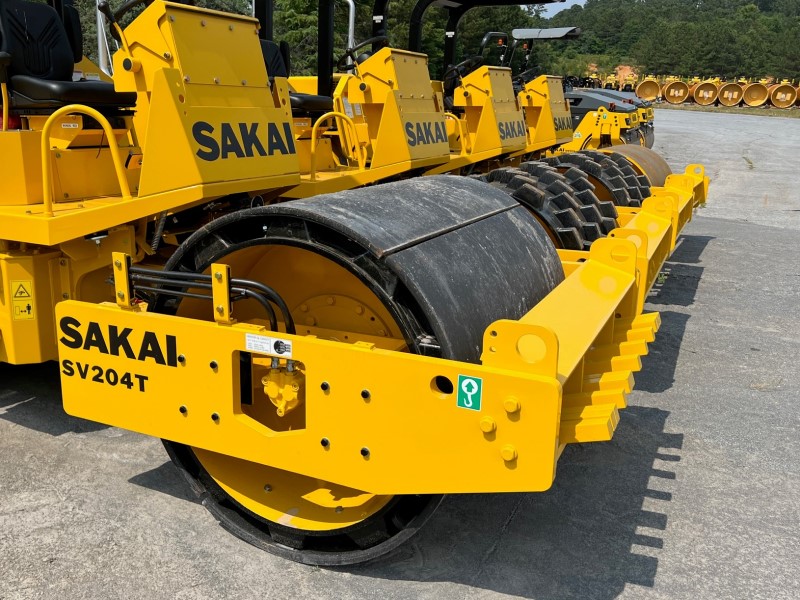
[159,175,564,565]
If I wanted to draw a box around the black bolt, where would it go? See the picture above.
[211,412,220,422]
[320,381,330,392]
[361,389,371,400]
[179,405,188,415]
[320,437,330,448]
[210,360,218,370]
[359,82,367,91]
[360,447,370,458]
[178,354,186,364]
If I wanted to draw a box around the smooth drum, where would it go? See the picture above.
[661,80,690,105]
[636,79,661,102]
[742,82,769,107]
[717,82,742,106]
[689,81,718,106]
[155,175,565,565]
[768,83,797,109]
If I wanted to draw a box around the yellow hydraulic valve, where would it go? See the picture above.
[262,360,305,417]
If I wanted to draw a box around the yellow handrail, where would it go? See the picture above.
[309,110,366,181]
[1,82,9,132]
[444,112,470,155]
[40,104,132,217]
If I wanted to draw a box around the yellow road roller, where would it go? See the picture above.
[1,0,708,565]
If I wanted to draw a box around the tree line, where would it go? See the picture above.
[69,0,800,80]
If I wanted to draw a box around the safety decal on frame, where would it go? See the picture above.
[12,281,35,321]
[456,375,482,411]
[245,333,293,358]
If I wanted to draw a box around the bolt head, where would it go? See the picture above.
[503,397,521,414]
[117,291,125,299]
[214,272,222,280]
[479,417,496,433]
[500,445,518,462]
[114,260,122,268]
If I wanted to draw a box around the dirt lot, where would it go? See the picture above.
[1,109,799,599]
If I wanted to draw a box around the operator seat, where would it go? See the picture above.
[442,56,483,113]
[259,39,332,115]
[0,0,136,111]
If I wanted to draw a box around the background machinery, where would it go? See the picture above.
[1,0,707,565]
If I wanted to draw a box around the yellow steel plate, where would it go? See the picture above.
[57,301,563,495]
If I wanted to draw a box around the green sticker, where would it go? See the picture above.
[457,375,482,411]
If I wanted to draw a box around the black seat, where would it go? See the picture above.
[0,0,135,110]
[289,93,333,113]
[259,38,332,115]
[10,74,136,108]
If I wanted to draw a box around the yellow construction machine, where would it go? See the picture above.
[499,26,655,153]
[1,0,708,565]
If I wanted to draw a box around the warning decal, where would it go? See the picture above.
[13,301,34,320]
[11,281,35,320]
[13,282,31,298]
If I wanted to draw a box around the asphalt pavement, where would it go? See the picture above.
[1,109,799,599]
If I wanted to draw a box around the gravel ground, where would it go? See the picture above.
[1,109,798,600]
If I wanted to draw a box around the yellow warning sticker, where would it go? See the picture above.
[13,300,35,320]
[12,280,32,299]
[11,281,35,320]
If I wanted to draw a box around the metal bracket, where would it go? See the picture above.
[112,251,133,309]
[212,263,233,325]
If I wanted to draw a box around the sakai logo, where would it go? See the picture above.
[193,121,297,161]
[405,121,448,146]
[498,120,526,140]
[553,116,573,133]
[59,317,180,367]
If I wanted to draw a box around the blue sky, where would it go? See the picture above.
[540,0,586,18]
